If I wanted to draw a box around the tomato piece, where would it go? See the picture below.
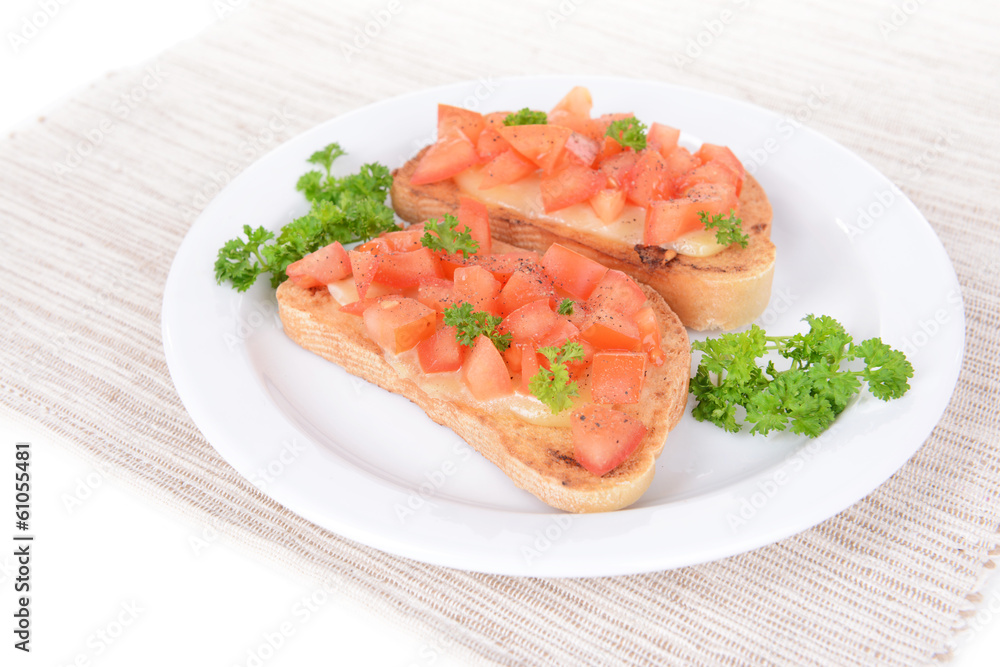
[579,314,641,351]
[495,267,556,317]
[540,164,604,212]
[286,241,351,288]
[416,277,456,313]
[627,149,670,207]
[438,104,484,144]
[684,182,739,218]
[584,112,634,142]
[339,298,377,317]
[410,128,480,185]
[417,325,465,373]
[453,264,502,314]
[381,229,424,253]
[635,306,665,366]
[355,237,390,255]
[587,270,647,318]
[498,124,572,173]
[540,244,609,300]
[588,188,627,224]
[348,250,380,299]
[647,123,680,155]
[363,297,437,354]
[466,251,543,283]
[676,161,741,196]
[373,247,442,288]
[598,151,640,190]
[462,335,513,400]
[500,298,559,344]
[591,352,646,404]
[455,195,492,255]
[479,149,537,190]
[559,132,601,168]
[695,143,746,187]
[571,405,647,476]
[662,146,700,179]
[643,198,703,245]
[519,343,539,392]
[548,87,593,134]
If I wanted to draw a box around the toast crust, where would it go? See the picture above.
[391,148,776,331]
[275,246,690,513]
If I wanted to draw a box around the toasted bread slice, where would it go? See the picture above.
[391,148,775,331]
[275,244,690,513]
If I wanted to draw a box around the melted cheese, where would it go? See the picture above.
[454,165,726,258]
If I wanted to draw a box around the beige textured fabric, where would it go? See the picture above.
[2,0,999,664]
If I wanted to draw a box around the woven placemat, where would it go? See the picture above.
[2,1,998,664]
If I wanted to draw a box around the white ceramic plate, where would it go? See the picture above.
[162,76,964,577]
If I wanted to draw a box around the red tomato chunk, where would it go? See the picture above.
[590,351,647,404]
[362,297,437,354]
[571,404,647,476]
[462,335,513,400]
[286,241,351,288]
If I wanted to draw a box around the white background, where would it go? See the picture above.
[1,1,997,665]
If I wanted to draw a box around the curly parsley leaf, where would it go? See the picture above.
[698,210,749,248]
[529,341,585,414]
[443,303,511,352]
[503,108,547,126]
[557,299,575,316]
[690,315,913,437]
[216,143,397,291]
[605,116,647,151]
[421,213,480,258]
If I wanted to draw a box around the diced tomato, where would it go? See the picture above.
[438,104,484,144]
[500,298,558,344]
[579,313,641,351]
[410,128,480,185]
[597,136,623,162]
[635,306,665,366]
[588,188,627,224]
[695,143,746,189]
[683,182,739,218]
[498,124,572,173]
[560,132,600,168]
[662,146,700,179]
[584,112,634,143]
[591,352,646,404]
[627,149,670,207]
[355,237,390,255]
[453,264,502,314]
[519,343,539,393]
[381,229,424,253]
[503,343,523,374]
[495,267,556,317]
[540,164,604,212]
[647,123,680,155]
[598,151,640,190]
[416,277,456,313]
[286,241,351,288]
[548,86,593,134]
[348,250,380,299]
[676,161,741,196]
[466,251,543,283]
[571,405,647,476]
[462,335,513,400]
[417,325,465,373]
[643,198,703,245]
[587,270,647,318]
[363,297,437,354]
[455,196,492,255]
[540,244,609,300]
[479,149,537,190]
[373,247,442,288]
[339,298,377,317]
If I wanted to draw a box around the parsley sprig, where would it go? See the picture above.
[421,213,480,258]
[503,108,547,126]
[529,341,585,413]
[443,303,512,352]
[605,116,647,151]
[557,299,575,316]
[690,315,914,437]
[699,210,749,248]
[215,143,396,291]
